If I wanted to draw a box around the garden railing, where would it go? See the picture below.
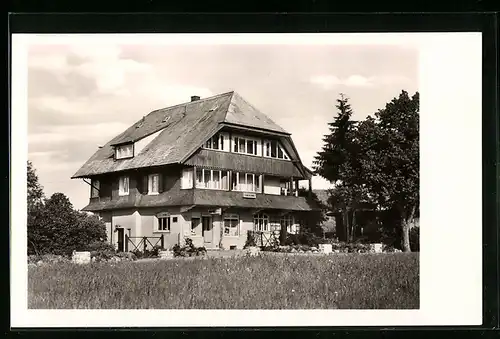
[125,234,164,253]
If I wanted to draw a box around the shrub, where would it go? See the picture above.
[328,241,372,253]
[85,241,116,252]
[172,238,207,257]
[284,233,300,246]
[132,245,163,259]
[283,232,321,247]
[28,193,107,256]
[243,231,257,248]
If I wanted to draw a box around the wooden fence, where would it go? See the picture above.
[125,234,164,253]
[249,230,280,247]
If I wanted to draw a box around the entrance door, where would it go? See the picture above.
[202,216,213,247]
[116,228,125,252]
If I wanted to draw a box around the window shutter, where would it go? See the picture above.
[158,174,163,193]
[143,175,148,194]
[181,169,193,189]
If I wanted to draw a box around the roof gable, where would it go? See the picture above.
[224,92,289,134]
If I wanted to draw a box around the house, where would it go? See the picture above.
[72,91,317,251]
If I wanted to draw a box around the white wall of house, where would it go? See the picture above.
[111,209,137,250]
[264,176,281,195]
[219,210,254,249]
[140,207,187,250]
[134,129,164,156]
[99,212,113,244]
[101,207,305,251]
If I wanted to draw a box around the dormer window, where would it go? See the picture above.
[115,144,134,159]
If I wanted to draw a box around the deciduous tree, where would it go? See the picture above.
[27,160,44,211]
[358,91,419,252]
[26,162,107,255]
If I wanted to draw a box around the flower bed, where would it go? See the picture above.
[260,241,402,254]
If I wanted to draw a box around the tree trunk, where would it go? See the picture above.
[279,219,287,245]
[343,209,350,242]
[400,204,416,252]
[351,209,357,242]
[401,219,411,252]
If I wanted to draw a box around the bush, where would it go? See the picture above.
[328,241,372,253]
[172,238,207,257]
[132,245,163,259]
[85,241,116,252]
[28,193,107,256]
[243,231,257,248]
[284,232,322,247]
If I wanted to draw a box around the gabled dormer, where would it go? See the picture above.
[113,142,134,160]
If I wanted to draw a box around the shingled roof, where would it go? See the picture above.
[72,91,295,179]
[81,189,316,212]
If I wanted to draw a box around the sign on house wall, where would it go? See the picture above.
[208,208,222,215]
[243,192,256,199]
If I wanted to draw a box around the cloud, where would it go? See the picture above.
[345,75,372,87]
[28,54,68,72]
[29,43,153,96]
[28,122,130,145]
[310,74,410,90]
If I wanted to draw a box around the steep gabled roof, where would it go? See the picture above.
[224,92,289,134]
[72,91,294,178]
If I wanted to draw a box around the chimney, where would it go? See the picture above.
[191,95,201,102]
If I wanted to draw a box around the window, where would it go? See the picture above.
[281,214,295,234]
[233,136,258,155]
[148,174,159,194]
[263,139,290,160]
[254,213,269,232]
[119,176,129,196]
[172,217,178,223]
[181,168,194,189]
[280,180,293,196]
[224,214,239,236]
[157,217,171,232]
[195,168,229,190]
[204,133,226,151]
[232,172,261,192]
[115,144,134,159]
[91,180,100,198]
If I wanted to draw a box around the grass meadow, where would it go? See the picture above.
[28,253,419,309]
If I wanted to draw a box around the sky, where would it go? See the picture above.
[27,35,418,210]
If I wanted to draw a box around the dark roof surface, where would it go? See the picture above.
[73,91,293,178]
[81,189,316,212]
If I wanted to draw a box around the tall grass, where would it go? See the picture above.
[28,253,419,309]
